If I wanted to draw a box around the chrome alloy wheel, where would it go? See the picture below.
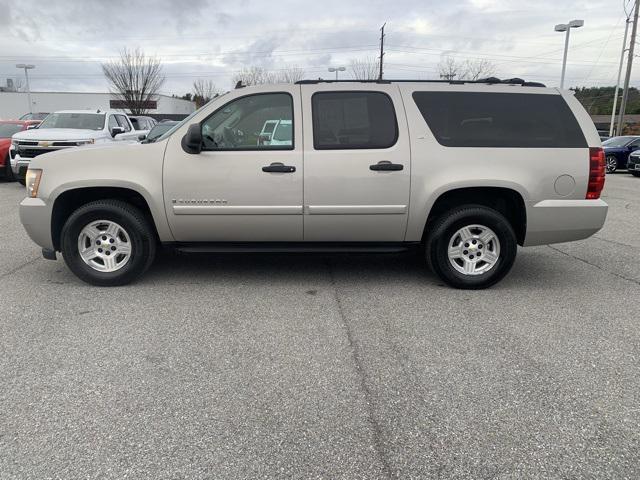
[447,224,501,276]
[606,155,618,174]
[77,220,132,273]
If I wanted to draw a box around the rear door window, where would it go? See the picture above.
[412,91,587,148]
[312,91,398,150]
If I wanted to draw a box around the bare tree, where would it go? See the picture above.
[438,57,459,80]
[274,66,306,84]
[232,66,271,87]
[11,77,25,92]
[192,79,219,108]
[232,65,306,87]
[438,57,496,81]
[349,57,380,80]
[102,48,165,115]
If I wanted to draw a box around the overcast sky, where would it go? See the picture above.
[0,0,632,96]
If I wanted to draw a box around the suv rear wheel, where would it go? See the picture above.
[60,200,156,286]
[425,205,517,289]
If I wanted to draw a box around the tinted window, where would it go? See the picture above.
[312,91,397,149]
[201,93,293,151]
[602,137,633,148]
[412,91,587,148]
[0,124,24,138]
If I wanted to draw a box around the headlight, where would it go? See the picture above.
[75,139,95,146]
[11,139,19,146]
[25,169,42,198]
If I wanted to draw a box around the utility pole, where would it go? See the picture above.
[610,14,631,137]
[378,23,386,80]
[618,0,640,136]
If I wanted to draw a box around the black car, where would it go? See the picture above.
[627,151,640,177]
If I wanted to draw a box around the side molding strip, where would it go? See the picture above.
[174,205,303,215]
[307,205,408,215]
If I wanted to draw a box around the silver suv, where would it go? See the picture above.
[18,79,607,289]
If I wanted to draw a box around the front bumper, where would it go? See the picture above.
[627,157,640,171]
[11,153,30,179]
[19,197,54,251]
[524,199,608,246]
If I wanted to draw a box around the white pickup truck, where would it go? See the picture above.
[10,110,143,184]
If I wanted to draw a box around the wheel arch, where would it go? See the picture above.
[422,186,528,246]
[50,185,162,251]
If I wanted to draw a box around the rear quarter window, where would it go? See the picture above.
[412,91,587,148]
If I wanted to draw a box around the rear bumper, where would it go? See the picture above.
[524,199,608,246]
[19,197,54,251]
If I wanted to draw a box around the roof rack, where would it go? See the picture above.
[295,78,546,88]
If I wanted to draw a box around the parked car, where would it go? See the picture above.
[627,150,640,177]
[140,121,178,143]
[19,112,50,121]
[257,119,292,146]
[0,120,40,180]
[10,110,140,184]
[129,116,157,132]
[18,79,607,289]
[602,136,640,173]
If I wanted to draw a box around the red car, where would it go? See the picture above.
[0,120,40,180]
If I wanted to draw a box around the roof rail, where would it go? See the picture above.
[295,78,546,87]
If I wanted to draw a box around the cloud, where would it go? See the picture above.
[0,0,629,93]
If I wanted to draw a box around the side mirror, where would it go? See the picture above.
[181,123,202,154]
[26,125,38,130]
[111,126,125,138]
[138,134,147,141]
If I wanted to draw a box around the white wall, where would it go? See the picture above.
[0,92,195,120]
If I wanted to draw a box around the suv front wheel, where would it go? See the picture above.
[425,205,517,289]
[60,200,156,286]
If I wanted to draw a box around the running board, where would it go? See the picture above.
[169,242,419,254]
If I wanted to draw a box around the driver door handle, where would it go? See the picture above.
[262,162,296,173]
[370,161,404,171]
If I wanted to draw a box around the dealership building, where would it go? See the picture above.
[0,91,196,120]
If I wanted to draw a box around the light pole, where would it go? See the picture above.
[610,15,632,137]
[554,19,584,89]
[328,66,345,80]
[16,64,35,114]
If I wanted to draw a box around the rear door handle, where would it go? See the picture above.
[262,162,296,173]
[370,161,403,171]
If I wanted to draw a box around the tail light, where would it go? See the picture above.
[586,147,605,200]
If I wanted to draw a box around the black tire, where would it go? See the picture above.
[425,205,518,289]
[2,154,15,181]
[17,176,25,186]
[606,155,618,174]
[631,171,640,177]
[60,200,156,286]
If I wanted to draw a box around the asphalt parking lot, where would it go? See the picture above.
[1,175,639,479]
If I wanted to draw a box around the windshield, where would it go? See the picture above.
[603,136,634,148]
[155,91,230,142]
[0,124,24,138]
[38,113,105,131]
[19,112,49,121]
[273,122,292,142]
